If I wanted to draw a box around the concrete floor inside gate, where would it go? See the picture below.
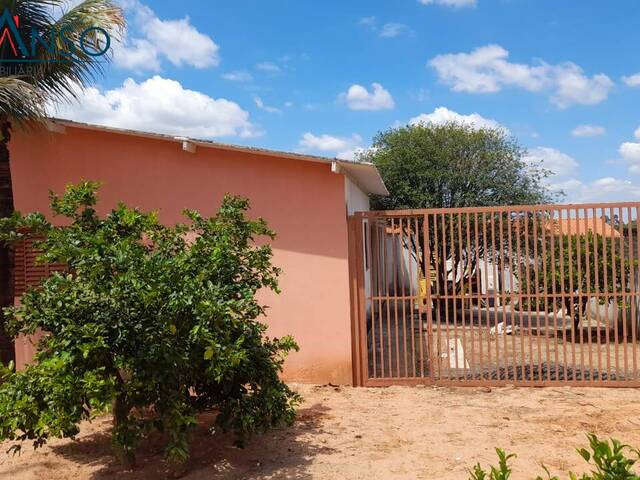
[367,305,640,383]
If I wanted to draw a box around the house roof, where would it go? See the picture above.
[49,119,389,196]
[545,217,622,238]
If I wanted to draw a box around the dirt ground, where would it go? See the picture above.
[2,384,640,480]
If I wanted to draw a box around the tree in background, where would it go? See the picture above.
[517,229,635,332]
[0,183,300,468]
[0,0,125,364]
[363,123,555,211]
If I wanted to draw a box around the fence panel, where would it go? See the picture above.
[351,202,640,387]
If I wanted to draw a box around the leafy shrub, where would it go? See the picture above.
[0,182,300,467]
[469,448,516,480]
[469,434,640,480]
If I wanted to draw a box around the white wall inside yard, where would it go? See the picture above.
[345,176,370,215]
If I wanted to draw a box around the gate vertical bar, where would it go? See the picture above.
[417,216,425,378]
[399,218,409,378]
[407,217,417,378]
[457,213,467,381]
[628,207,638,380]
[631,206,640,380]
[482,212,491,380]
[618,206,629,380]
[391,218,400,378]
[574,209,585,383]
[565,209,578,384]
[433,214,442,381]
[592,208,603,377]
[608,207,620,378]
[556,207,568,381]
[466,213,477,380]
[423,213,434,382]
[531,209,543,381]
[441,214,451,381]
[514,211,526,382]
[474,212,484,380]
[601,211,612,377]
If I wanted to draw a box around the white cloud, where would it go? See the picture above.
[359,16,377,28]
[516,145,640,202]
[551,66,613,108]
[552,177,640,203]
[256,61,281,73]
[115,1,219,71]
[359,17,412,38]
[523,147,579,177]
[520,146,640,202]
[617,127,640,174]
[520,143,640,202]
[339,83,395,111]
[221,70,253,82]
[620,142,640,173]
[380,22,412,38]
[429,44,613,108]
[253,96,281,114]
[112,38,160,72]
[298,133,364,160]
[409,106,507,132]
[622,73,640,88]
[418,0,477,7]
[571,124,606,137]
[430,45,548,94]
[144,19,219,68]
[49,76,257,139]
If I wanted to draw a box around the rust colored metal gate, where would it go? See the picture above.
[349,202,640,387]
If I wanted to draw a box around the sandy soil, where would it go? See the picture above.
[2,384,640,479]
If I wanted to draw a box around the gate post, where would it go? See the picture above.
[348,215,367,386]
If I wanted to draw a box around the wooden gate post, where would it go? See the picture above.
[348,215,367,386]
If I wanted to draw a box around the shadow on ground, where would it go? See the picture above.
[14,403,333,480]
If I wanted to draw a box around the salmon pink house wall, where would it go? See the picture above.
[9,121,387,385]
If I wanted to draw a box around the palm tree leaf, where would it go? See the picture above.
[0,0,124,121]
[34,0,125,103]
[0,76,45,123]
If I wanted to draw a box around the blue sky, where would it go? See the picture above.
[53,0,640,202]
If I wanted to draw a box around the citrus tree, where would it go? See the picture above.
[0,182,300,467]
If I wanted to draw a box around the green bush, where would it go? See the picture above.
[0,182,300,467]
[469,434,640,480]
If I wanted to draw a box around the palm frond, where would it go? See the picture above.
[0,76,45,123]
[0,0,125,122]
[36,0,124,102]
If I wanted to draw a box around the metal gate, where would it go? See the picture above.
[349,202,640,387]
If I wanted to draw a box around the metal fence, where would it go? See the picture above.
[349,202,640,387]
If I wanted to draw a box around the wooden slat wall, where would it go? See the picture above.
[13,238,66,297]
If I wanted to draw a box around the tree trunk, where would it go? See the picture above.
[113,392,136,468]
[0,118,14,365]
